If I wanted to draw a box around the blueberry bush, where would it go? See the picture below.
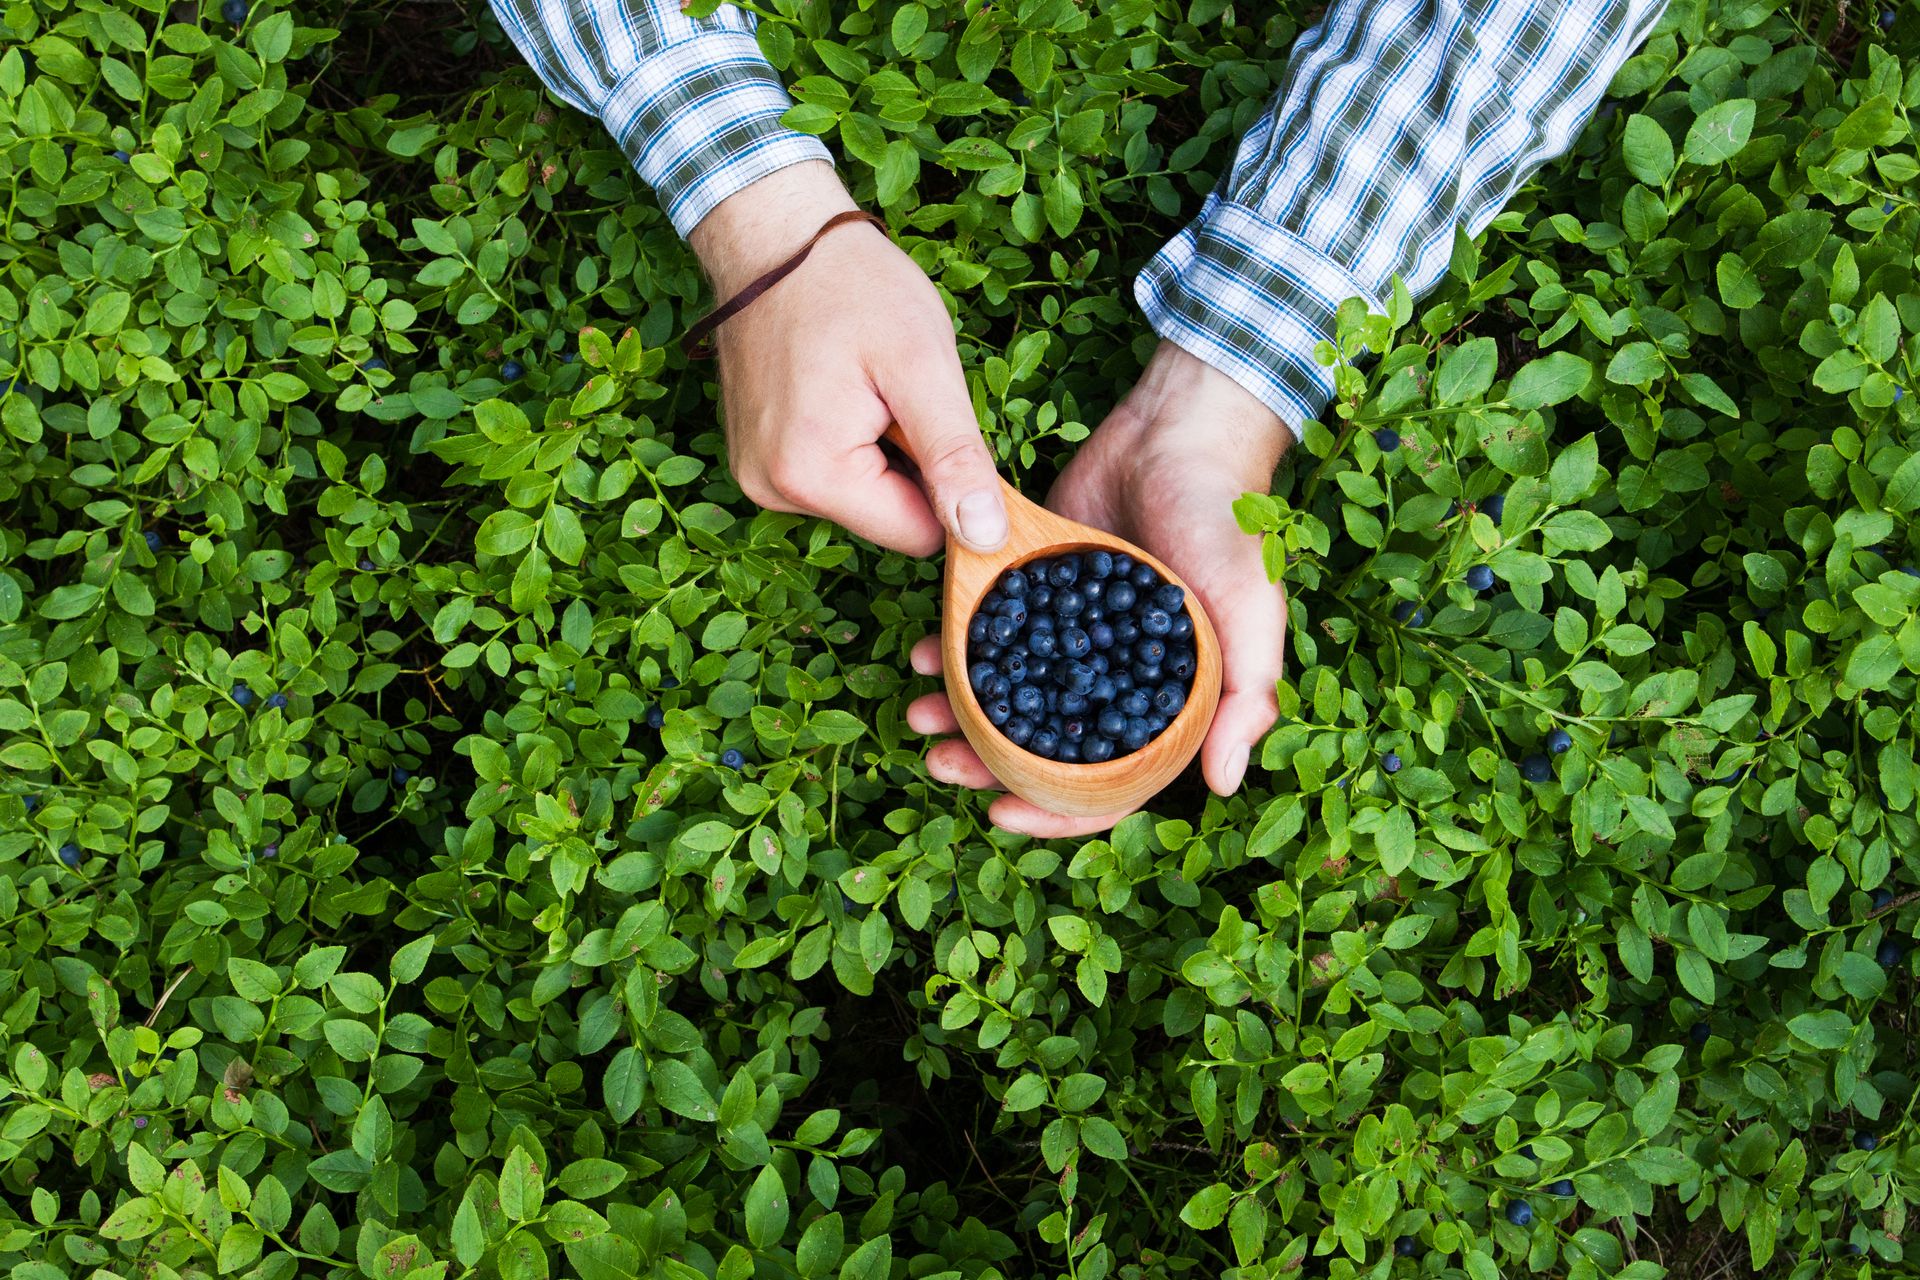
[2,0,1918,1276]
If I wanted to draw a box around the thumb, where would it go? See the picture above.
[880,356,1007,553]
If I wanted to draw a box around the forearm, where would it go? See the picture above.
[1139,0,1669,434]
[485,0,830,236]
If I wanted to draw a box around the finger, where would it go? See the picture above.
[779,440,945,557]
[910,634,944,676]
[877,348,1007,554]
[987,794,1137,840]
[906,693,959,736]
[927,738,1001,790]
[1199,581,1288,796]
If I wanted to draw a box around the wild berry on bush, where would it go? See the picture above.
[720,748,746,770]
[1482,492,1506,523]
[1855,1133,1879,1151]
[1549,1180,1575,1197]
[1373,427,1400,452]
[222,0,248,23]
[1381,750,1402,774]
[1546,728,1573,754]
[231,683,253,707]
[144,530,161,550]
[57,843,81,868]
[1506,1202,1534,1227]
[111,149,129,162]
[264,692,288,710]
[967,552,1194,761]
[501,358,526,381]
[1519,753,1553,783]
[260,843,278,860]
[1394,1236,1417,1256]
[1878,940,1905,968]
[1872,888,1894,910]
[1465,563,1495,591]
[1690,1021,1712,1045]
[1392,600,1428,626]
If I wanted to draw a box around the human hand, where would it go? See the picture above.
[688,162,1007,556]
[906,341,1292,838]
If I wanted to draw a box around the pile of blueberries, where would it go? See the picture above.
[965,550,1196,762]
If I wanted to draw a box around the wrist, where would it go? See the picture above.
[688,161,862,297]
[1109,341,1293,477]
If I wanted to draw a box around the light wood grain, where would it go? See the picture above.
[883,427,1222,817]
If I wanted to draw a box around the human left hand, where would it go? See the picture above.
[906,341,1293,838]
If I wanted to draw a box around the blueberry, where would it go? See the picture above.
[1029,585,1053,610]
[501,359,525,381]
[1112,553,1135,578]
[1056,740,1081,762]
[1152,684,1186,716]
[1065,661,1098,695]
[1030,728,1060,757]
[1121,720,1151,752]
[1871,888,1894,910]
[1373,427,1401,452]
[1135,639,1165,667]
[989,615,1019,644]
[560,350,578,363]
[968,615,990,646]
[142,530,162,551]
[1060,628,1091,659]
[1546,728,1573,755]
[1169,613,1193,640]
[1877,939,1905,967]
[222,0,248,23]
[1088,675,1114,704]
[1145,712,1169,734]
[261,842,278,859]
[23,795,38,813]
[1689,1021,1710,1044]
[1001,569,1029,597]
[1381,751,1402,774]
[1003,716,1034,747]
[999,653,1027,684]
[1466,564,1495,592]
[1105,581,1137,612]
[1885,199,1898,212]
[1055,588,1085,617]
[1141,608,1172,637]
[1134,663,1162,684]
[985,698,1014,726]
[661,675,679,688]
[1048,559,1078,587]
[1062,718,1086,742]
[1029,611,1054,631]
[363,356,388,371]
[1129,562,1157,590]
[1392,601,1428,626]
[996,596,1027,626]
[982,674,1011,701]
[113,149,131,162]
[359,558,375,571]
[1519,754,1553,783]
[1549,1180,1574,1197]
[1083,736,1116,763]
[265,692,288,710]
[1483,493,1506,522]
[1027,658,1052,682]
[1120,689,1150,718]
[1111,618,1139,645]
[646,706,665,729]
[1505,1202,1533,1227]
[1882,8,1895,27]
[1081,578,1106,604]
[1087,551,1113,578]
[1166,649,1195,679]
[58,843,81,868]
[720,748,746,770]
[1855,1133,1879,1151]
[1394,1235,1418,1257]
[232,683,254,707]
[1151,583,1184,612]
[1088,622,1114,650]
[392,766,410,784]
[969,663,997,692]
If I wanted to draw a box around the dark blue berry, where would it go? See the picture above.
[1129,562,1156,589]
[1505,1202,1533,1227]
[646,706,665,729]
[232,683,254,707]
[1855,1133,1879,1151]
[1061,718,1086,743]
[261,842,278,860]
[1877,939,1905,967]
[1105,581,1137,612]
[1003,716,1034,747]
[981,674,1011,701]
[1483,493,1506,522]
[1088,622,1114,650]
[1394,1235,1417,1257]
[23,795,38,813]
[1153,684,1186,716]
[1030,728,1060,757]
[1689,1021,1710,1044]
[1381,751,1402,774]
[1097,709,1127,738]
[265,692,288,710]
[998,653,1027,684]
[1374,427,1401,452]
[392,766,410,784]
[362,356,387,371]
[1137,637,1167,665]
[1520,754,1553,783]
[359,558,375,571]
[1140,608,1172,637]
[1393,601,1428,626]
[984,698,1013,726]
[1064,662,1096,696]
[996,596,1027,626]
[222,0,248,23]
[113,149,131,162]
[1087,551,1113,578]
[1882,8,1896,28]
[501,359,525,381]
[1121,720,1151,751]
[1150,583,1184,612]
[1000,569,1029,597]
[1871,888,1894,910]
[1048,559,1077,587]
[1056,740,1080,762]
[989,615,1018,644]
[1083,736,1116,763]
[1546,728,1573,755]
[968,614,990,645]
[58,843,81,868]
[969,663,997,693]
[1466,564,1495,592]
[1167,650,1195,679]
[1060,628,1091,659]
[1055,588,1084,617]
[1119,689,1150,718]
[1549,1180,1574,1197]
[721,748,746,770]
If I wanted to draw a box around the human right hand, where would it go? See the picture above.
[688,162,1007,557]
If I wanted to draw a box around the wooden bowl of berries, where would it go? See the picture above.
[932,468,1222,818]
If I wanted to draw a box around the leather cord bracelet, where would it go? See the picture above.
[681,209,888,360]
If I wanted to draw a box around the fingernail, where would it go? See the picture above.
[1222,744,1250,794]
[956,490,1007,550]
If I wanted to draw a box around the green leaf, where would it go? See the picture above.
[744,1165,791,1249]
[1683,98,1754,164]
[650,1059,718,1122]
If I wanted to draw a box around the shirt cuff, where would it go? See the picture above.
[601,29,832,238]
[1135,193,1379,438]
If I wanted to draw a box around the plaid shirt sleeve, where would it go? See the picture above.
[486,0,831,237]
[1137,0,1668,436]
